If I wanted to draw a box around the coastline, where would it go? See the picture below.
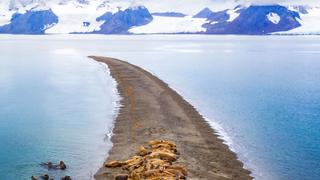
[89,56,252,179]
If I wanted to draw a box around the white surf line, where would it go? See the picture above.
[144,68,261,179]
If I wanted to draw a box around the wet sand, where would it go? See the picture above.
[89,56,252,180]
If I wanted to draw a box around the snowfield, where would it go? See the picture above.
[129,16,207,34]
[0,13,12,26]
[285,7,320,34]
[267,12,281,24]
[226,9,240,22]
[45,2,106,34]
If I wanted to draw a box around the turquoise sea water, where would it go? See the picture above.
[0,35,319,180]
[0,36,119,179]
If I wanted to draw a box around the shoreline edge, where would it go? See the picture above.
[89,56,252,180]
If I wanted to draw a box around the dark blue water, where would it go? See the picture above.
[0,35,319,180]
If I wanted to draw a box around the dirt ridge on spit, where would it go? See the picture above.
[89,56,252,180]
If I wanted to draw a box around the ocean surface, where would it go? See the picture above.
[0,36,120,179]
[0,35,319,180]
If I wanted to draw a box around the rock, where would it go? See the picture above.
[31,176,37,180]
[0,9,58,34]
[204,5,301,34]
[207,10,230,22]
[95,6,153,34]
[193,7,214,18]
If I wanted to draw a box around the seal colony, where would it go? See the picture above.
[89,56,252,180]
[105,140,187,179]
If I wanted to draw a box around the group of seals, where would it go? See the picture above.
[104,140,188,180]
[31,161,71,180]
[31,175,71,180]
[40,161,67,170]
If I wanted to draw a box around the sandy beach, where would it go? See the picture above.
[89,56,252,180]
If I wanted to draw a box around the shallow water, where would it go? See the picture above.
[0,35,320,180]
[0,37,119,179]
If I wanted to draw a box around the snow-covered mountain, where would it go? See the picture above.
[0,0,319,34]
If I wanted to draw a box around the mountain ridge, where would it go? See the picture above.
[0,0,319,35]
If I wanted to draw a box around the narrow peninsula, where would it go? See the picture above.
[89,56,252,180]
